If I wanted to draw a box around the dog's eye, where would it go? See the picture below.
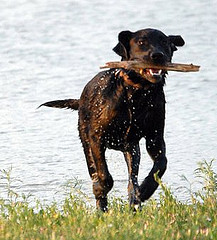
[138,39,148,46]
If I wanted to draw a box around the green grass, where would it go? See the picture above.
[0,160,216,240]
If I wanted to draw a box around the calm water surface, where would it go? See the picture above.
[0,0,216,203]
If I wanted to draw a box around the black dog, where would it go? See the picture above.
[40,28,185,211]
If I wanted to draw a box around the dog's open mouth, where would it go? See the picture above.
[139,68,164,83]
[143,69,163,76]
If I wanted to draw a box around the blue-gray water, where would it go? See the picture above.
[0,0,216,203]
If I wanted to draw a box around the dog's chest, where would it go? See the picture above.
[104,90,163,150]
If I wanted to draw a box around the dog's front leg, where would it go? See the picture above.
[124,144,141,209]
[140,137,167,202]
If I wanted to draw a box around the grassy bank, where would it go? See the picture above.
[0,160,216,240]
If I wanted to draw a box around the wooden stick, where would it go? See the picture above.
[100,61,200,72]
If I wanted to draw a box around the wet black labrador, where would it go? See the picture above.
[40,28,185,211]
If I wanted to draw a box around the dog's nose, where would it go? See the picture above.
[150,52,164,62]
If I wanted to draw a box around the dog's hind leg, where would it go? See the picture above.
[90,142,113,212]
[140,137,167,201]
[124,144,141,210]
[80,132,113,211]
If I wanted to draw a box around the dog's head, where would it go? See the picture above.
[113,28,185,83]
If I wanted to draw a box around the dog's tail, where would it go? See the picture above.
[38,99,79,110]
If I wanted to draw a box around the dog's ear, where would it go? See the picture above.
[169,35,185,51]
[113,30,133,60]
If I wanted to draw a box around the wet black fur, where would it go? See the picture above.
[40,28,185,211]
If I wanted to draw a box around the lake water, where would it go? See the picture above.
[0,0,216,204]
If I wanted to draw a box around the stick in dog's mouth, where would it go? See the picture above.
[100,61,200,73]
